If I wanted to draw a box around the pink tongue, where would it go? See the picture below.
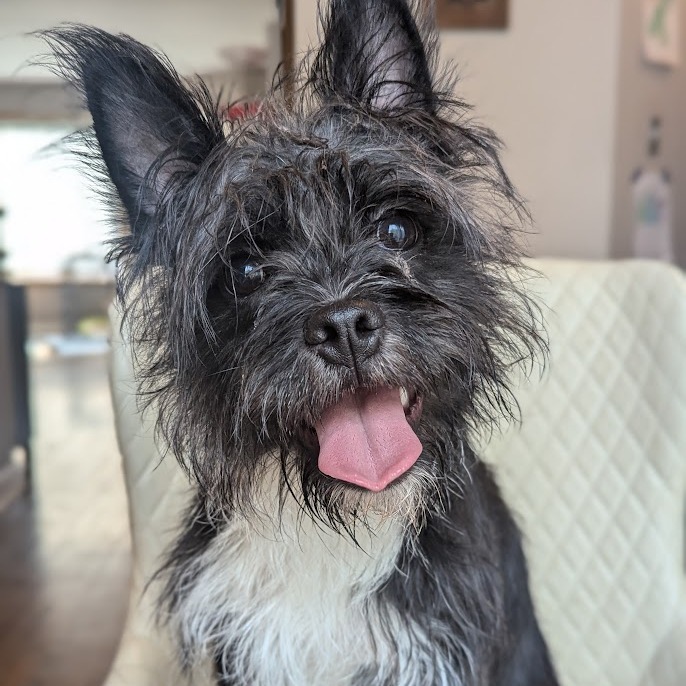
[315,388,423,492]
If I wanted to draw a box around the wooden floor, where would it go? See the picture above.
[0,355,131,686]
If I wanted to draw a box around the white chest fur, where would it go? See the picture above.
[170,486,463,686]
[172,496,402,685]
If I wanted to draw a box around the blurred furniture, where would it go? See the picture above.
[60,252,115,335]
[23,277,115,339]
[104,259,686,686]
[0,282,30,484]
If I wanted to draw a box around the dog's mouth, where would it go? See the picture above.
[314,387,423,492]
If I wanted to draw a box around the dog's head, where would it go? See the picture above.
[44,0,542,525]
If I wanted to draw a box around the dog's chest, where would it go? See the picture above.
[174,501,407,686]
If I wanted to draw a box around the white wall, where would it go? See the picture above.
[0,0,276,81]
[294,0,320,62]
[439,1,622,259]
[294,0,623,260]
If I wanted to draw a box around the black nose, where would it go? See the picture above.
[304,300,385,368]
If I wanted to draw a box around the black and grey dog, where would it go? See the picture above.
[44,0,558,684]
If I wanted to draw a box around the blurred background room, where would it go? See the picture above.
[0,1,684,686]
[0,1,280,685]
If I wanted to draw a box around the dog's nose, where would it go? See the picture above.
[304,300,385,368]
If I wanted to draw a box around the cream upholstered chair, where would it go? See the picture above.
[107,316,199,686]
[105,259,686,686]
[482,259,686,686]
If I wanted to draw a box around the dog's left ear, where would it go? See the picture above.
[313,0,436,111]
[41,25,224,236]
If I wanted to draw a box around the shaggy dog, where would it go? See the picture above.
[44,1,558,684]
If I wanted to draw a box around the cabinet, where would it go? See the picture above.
[0,283,30,477]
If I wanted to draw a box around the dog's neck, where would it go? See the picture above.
[170,467,411,685]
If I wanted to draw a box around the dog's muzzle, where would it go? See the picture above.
[304,299,423,491]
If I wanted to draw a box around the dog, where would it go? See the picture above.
[43,1,559,684]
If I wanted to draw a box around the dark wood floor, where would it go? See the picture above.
[0,355,131,686]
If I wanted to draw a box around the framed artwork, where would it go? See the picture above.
[435,0,509,30]
[642,0,680,67]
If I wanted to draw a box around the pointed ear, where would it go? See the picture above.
[313,0,436,111]
[42,25,224,234]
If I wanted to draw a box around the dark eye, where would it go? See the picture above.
[376,216,418,250]
[230,254,265,296]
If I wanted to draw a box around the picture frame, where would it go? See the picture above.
[642,0,680,67]
[435,0,509,30]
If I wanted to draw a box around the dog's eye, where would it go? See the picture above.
[377,217,418,250]
[231,255,265,296]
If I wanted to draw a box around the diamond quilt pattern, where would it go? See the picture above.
[482,259,686,686]
[103,260,686,686]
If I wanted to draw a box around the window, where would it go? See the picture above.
[0,127,110,279]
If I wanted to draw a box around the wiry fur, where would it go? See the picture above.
[166,465,424,686]
[41,1,558,684]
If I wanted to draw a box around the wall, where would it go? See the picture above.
[294,0,320,61]
[611,3,686,267]
[438,1,622,259]
[293,0,623,260]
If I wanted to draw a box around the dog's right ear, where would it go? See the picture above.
[312,0,436,112]
[41,25,224,235]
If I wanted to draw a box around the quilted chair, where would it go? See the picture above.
[105,259,686,686]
